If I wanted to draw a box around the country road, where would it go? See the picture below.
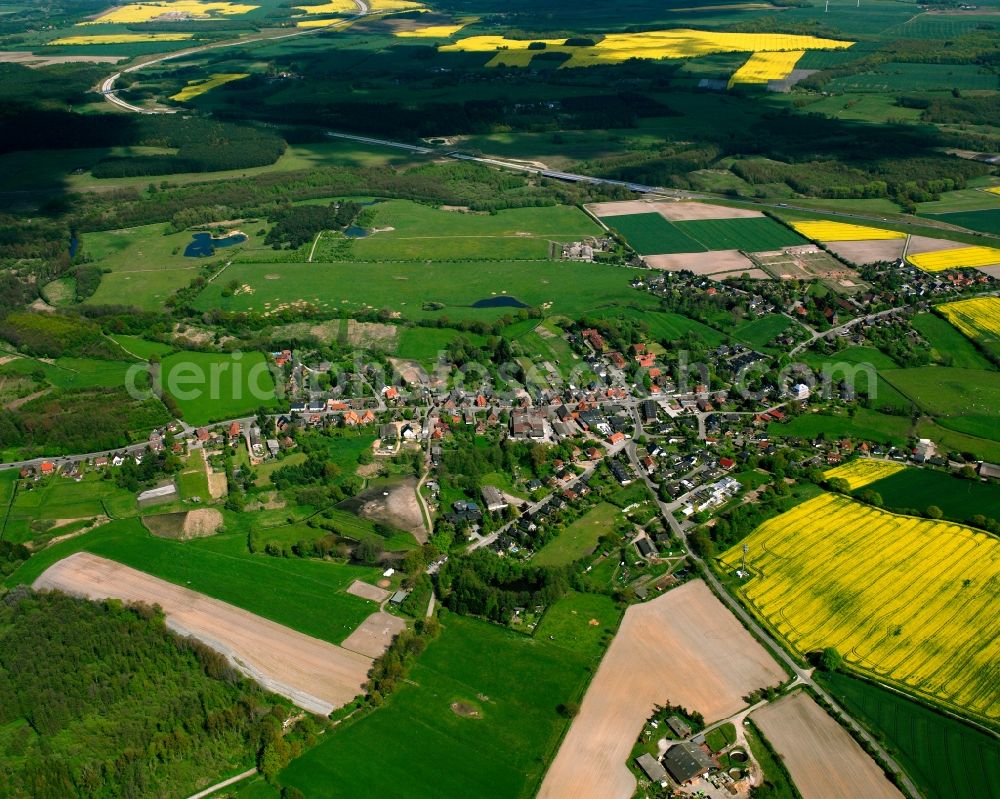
[623,407,925,799]
[98,0,371,114]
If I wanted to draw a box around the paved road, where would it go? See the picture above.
[99,0,371,113]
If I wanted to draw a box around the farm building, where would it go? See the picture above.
[481,486,509,513]
[664,742,713,784]
[635,753,668,783]
[667,716,692,738]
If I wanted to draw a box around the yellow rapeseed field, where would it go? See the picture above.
[907,245,1000,272]
[171,72,249,101]
[441,29,853,68]
[395,24,467,38]
[49,33,194,45]
[81,1,258,24]
[721,493,1000,721]
[823,458,905,490]
[987,186,1000,196]
[728,50,804,85]
[939,297,1000,342]
[792,220,906,242]
[295,0,423,13]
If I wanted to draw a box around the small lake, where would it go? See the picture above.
[344,226,369,238]
[471,296,529,309]
[184,231,249,258]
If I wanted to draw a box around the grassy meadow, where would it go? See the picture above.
[160,350,281,425]
[533,502,620,566]
[279,595,617,798]
[193,259,657,321]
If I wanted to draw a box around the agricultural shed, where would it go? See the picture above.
[635,753,668,783]
[664,742,713,784]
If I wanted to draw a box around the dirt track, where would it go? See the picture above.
[538,580,786,799]
[33,552,373,716]
[752,692,904,799]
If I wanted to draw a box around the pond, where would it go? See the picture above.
[471,296,529,309]
[184,231,249,258]
[344,225,369,239]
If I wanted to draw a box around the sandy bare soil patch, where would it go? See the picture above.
[346,579,391,603]
[907,235,968,254]
[587,200,761,221]
[538,580,786,799]
[34,553,372,715]
[0,51,124,66]
[752,692,904,799]
[824,239,906,265]
[341,477,427,541]
[645,249,755,274]
[340,611,406,658]
[346,319,397,351]
[451,701,482,718]
[711,267,771,281]
[143,509,223,540]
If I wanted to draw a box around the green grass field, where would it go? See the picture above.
[922,209,1000,236]
[177,449,210,501]
[911,313,994,371]
[673,217,806,252]
[601,213,706,255]
[533,502,620,566]
[5,518,378,644]
[279,602,610,799]
[193,259,658,321]
[2,473,137,545]
[602,213,804,255]
[816,671,1000,799]
[334,201,599,262]
[88,267,200,311]
[593,307,727,347]
[865,466,1000,521]
[0,356,137,391]
[770,408,913,447]
[881,367,1000,440]
[533,590,622,657]
[395,326,487,365]
[160,350,280,425]
[916,418,1000,462]
[732,315,793,349]
[111,335,176,359]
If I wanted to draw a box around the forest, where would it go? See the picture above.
[0,590,288,799]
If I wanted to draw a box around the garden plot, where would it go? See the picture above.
[753,247,868,294]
